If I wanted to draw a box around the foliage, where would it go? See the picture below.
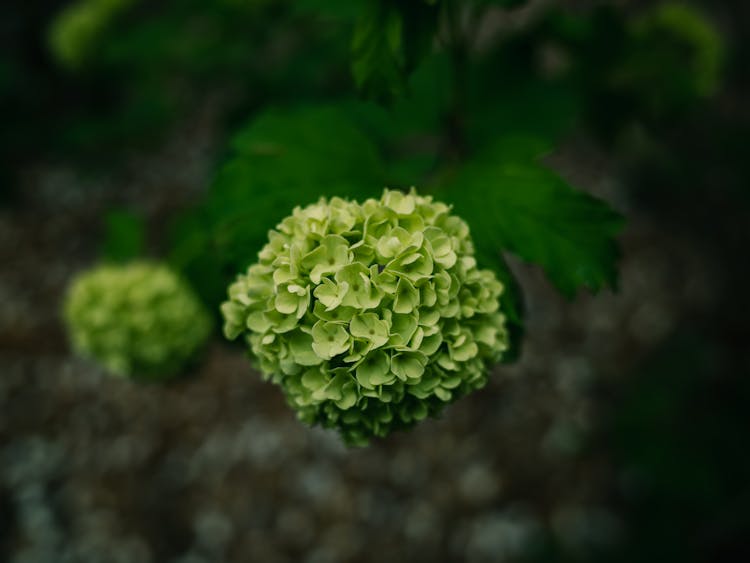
[48,0,137,70]
[543,2,726,138]
[221,189,508,445]
[351,0,440,101]
[45,0,648,436]
[63,262,212,378]
[42,0,326,154]
[172,92,621,359]
[169,105,386,308]
[614,3,725,115]
[101,209,145,263]
[6,0,749,556]
[437,138,624,297]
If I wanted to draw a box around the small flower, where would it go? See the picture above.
[391,351,428,381]
[382,189,417,215]
[335,263,383,309]
[393,277,420,314]
[374,226,423,261]
[384,311,418,347]
[274,282,310,319]
[313,277,350,310]
[386,249,434,283]
[287,329,324,366]
[311,320,351,360]
[355,350,393,388]
[301,234,351,284]
[349,312,389,349]
[424,226,457,269]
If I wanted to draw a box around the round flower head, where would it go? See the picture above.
[48,0,137,70]
[64,261,212,378]
[615,3,724,114]
[222,189,508,445]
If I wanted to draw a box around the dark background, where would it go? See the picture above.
[1,1,749,562]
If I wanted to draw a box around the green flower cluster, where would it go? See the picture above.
[615,2,724,114]
[64,261,212,378]
[222,189,508,445]
[48,0,137,70]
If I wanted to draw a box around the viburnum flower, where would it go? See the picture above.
[48,0,137,70]
[64,261,212,378]
[222,189,508,445]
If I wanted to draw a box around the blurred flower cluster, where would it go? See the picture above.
[64,261,212,378]
[48,0,137,70]
[614,2,724,115]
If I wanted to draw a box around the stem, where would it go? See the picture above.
[442,0,485,160]
[446,44,467,159]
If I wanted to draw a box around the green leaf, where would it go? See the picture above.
[351,0,440,102]
[352,1,406,100]
[214,105,384,251]
[101,209,145,263]
[169,105,385,306]
[347,52,451,137]
[440,137,624,298]
[168,212,227,310]
[467,72,580,147]
[344,53,452,185]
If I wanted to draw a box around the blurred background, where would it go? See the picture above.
[1,0,749,562]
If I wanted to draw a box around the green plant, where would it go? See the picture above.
[613,2,724,115]
[40,0,636,440]
[165,1,628,443]
[48,0,138,70]
[43,0,313,154]
[221,189,508,445]
[64,261,212,378]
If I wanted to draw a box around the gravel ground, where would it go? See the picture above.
[0,119,721,562]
